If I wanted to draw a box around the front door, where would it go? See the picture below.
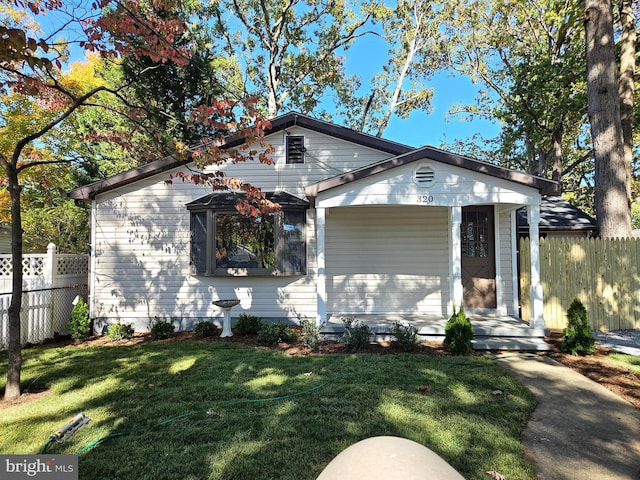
[461,206,497,309]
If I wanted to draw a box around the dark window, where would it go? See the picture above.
[286,135,305,164]
[188,192,307,276]
[461,210,490,258]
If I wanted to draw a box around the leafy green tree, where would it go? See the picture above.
[120,1,227,149]
[0,0,272,401]
[210,0,380,117]
[342,1,442,137]
[442,0,589,188]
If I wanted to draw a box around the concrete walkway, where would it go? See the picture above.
[498,355,640,480]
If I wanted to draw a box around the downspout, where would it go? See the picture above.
[89,200,97,325]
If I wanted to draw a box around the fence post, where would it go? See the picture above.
[45,243,56,288]
[45,243,56,338]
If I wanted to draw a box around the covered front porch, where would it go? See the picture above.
[321,313,551,351]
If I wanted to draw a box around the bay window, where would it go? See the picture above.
[188,192,307,275]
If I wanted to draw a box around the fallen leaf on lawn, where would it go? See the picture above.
[303,372,313,376]
[485,471,505,480]
[418,384,430,393]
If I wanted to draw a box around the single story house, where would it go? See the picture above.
[69,112,560,348]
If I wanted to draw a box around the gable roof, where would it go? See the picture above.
[68,112,413,202]
[305,144,560,197]
[517,196,597,232]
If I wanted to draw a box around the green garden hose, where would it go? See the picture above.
[40,371,347,456]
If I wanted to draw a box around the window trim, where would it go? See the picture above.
[188,199,307,277]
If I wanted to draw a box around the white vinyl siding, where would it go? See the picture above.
[498,209,517,316]
[89,127,391,329]
[325,206,450,315]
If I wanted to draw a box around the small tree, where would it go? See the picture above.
[444,307,474,355]
[68,298,91,341]
[561,297,595,355]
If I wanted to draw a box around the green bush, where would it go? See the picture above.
[561,297,595,355]
[300,319,322,349]
[108,321,135,341]
[68,298,91,341]
[257,322,297,346]
[339,317,373,352]
[150,317,175,340]
[194,320,221,338]
[444,307,474,355]
[234,313,263,335]
[391,321,419,352]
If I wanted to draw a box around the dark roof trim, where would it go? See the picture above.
[68,154,190,202]
[269,112,414,155]
[187,191,309,210]
[306,145,560,197]
[68,112,413,202]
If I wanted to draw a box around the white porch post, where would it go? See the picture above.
[450,207,463,311]
[528,205,545,329]
[315,207,327,326]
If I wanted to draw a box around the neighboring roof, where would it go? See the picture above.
[517,196,597,232]
[305,145,560,197]
[186,191,309,210]
[68,112,413,202]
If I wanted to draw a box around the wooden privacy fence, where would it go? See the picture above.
[520,237,640,330]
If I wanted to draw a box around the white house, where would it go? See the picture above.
[69,113,559,349]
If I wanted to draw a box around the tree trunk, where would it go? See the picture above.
[584,0,631,238]
[551,127,564,187]
[618,0,636,204]
[4,166,23,400]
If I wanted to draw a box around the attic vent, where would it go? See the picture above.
[286,135,305,164]
[414,165,436,187]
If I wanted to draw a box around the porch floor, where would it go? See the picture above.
[321,313,551,351]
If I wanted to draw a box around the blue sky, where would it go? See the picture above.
[382,73,501,148]
[37,4,500,150]
[339,28,501,149]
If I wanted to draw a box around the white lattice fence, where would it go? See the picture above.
[0,243,88,349]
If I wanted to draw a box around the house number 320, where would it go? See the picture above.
[417,195,434,203]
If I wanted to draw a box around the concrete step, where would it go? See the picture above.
[320,326,551,352]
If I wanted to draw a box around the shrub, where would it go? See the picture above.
[391,321,419,352]
[300,319,322,349]
[108,321,135,341]
[257,322,297,346]
[339,317,373,352]
[194,320,221,338]
[561,297,595,355]
[150,317,175,340]
[444,307,474,355]
[68,297,91,341]
[234,313,263,335]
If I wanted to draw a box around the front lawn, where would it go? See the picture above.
[1,340,536,480]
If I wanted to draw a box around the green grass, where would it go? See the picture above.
[1,341,537,480]
[607,352,640,374]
